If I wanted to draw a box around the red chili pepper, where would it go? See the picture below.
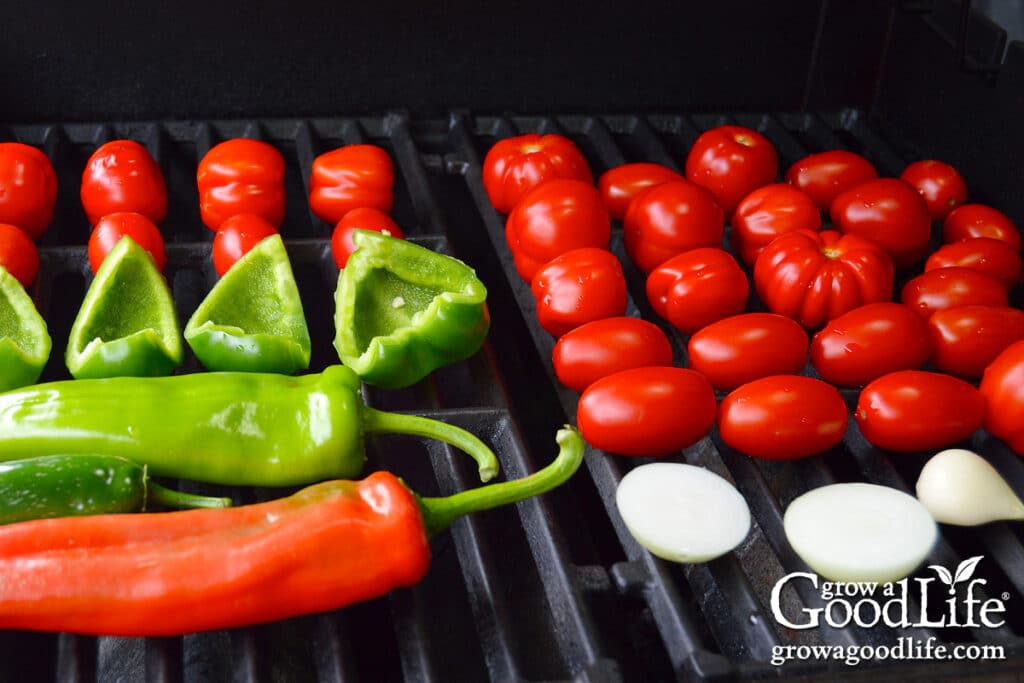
[309,144,394,226]
[196,139,286,231]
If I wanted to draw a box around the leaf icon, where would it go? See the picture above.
[930,565,954,585]
[954,556,984,584]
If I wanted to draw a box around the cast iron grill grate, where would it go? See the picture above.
[1,110,1021,682]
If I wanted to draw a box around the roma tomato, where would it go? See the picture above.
[901,267,1007,318]
[0,223,39,288]
[753,229,893,329]
[505,179,610,281]
[212,214,280,276]
[928,305,1024,379]
[552,317,673,392]
[899,160,967,221]
[330,208,404,269]
[196,139,285,231]
[687,313,808,391]
[685,125,778,217]
[623,180,724,273]
[856,370,985,452]
[784,150,877,213]
[980,340,1024,455]
[308,144,394,225]
[81,140,167,226]
[0,142,58,240]
[483,134,593,214]
[924,237,1022,289]
[830,178,932,268]
[646,248,749,335]
[943,204,1021,251]
[531,248,627,337]
[730,183,822,267]
[597,162,683,220]
[87,213,166,274]
[717,375,847,460]
[577,366,716,456]
[810,302,931,387]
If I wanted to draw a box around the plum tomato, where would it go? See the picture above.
[597,162,683,220]
[87,212,167,274]
[0,142,58,240]
[531,248,627,337]
[943,204,1021,252]
[330,208,404,270]
[685,125,778,217]
[899,159,968,221]
[730,183,822,267]
[623,180,724,273]
[924,237,1022,289]
[980,340,1024,455]
[552,317,673,392]
[928,305,1024,379]
[784,150,877,213]
[483,134,593,214]
[81,139,168,227]
[830,178,932,269]
[687,313,808,391]
[0,223,40,288]
[646,248,749,335]
[901,267,1008,318]
[212,214,281,276]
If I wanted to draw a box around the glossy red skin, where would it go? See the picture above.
[685,125,778,217]
[901,267,1008,318]
[212,214,280,276]
[0,143,58,240]
[731,183,822,266]
[856,370,985,452]
[87,213,166,274]
[309,145,394,225]
[0,223,39,287]
[505,179,610,281]
[753,229,894,330]
[980,340,1024,455]
[597,163,683,220]
[943,204,1021,252]
[687,313,808,391]
[81,140,168,226]
[784,150,878,213]
[924,238,1022,289]
[718,375,848,460]
[197,139,285,231]
[830,178,932,268]
[531,248,627,337]
[928,305,1024,379]
[810,302,931,387]
[646,248,749,334]
[330,208,404,270]
[552,317,673,392]
[899,160,968,221]
[623,180,724,273]
[483,134,593,214]
[577,366,716,456]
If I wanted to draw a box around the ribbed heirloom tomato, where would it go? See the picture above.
[330,208,404,269]
[784,150,877,213]
[928,305,1024,379]
[552,317,672,392]
[197,139,285,231]
[0,223,39,288]
[980,340,1024,455]
[597,162,683,220]
[687,313,808,391]
[308,144,394,225]
[87,213,166,274]
[212,214,280,276]
[924,238,1022,289]
[531,248,627,337]
[899,160,968,221]
[0,142,58,240]
[830,178,932,268]
[646,248,748,335]
[623,180,724,273]
[943,204,1021,251]
[81,140,168,226]
[730,183,822,267]
[483,134,592,214]
[901,268,1007,318]
[685,125,777,217]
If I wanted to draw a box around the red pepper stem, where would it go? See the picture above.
[143,477,233,510]
[416,426,584,537]
[361,407,500,483]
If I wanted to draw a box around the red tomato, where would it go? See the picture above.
[830,178,932,268]
[577,366,716,456]
[855,370,985,452]
[717,375,847,460]
[980,340,1024,455]
[901,267,1007,318]
[531,248,627,337]
[196,139,285,231]
[924,238,1022,289]
[623,180,724,273]
[685,125,778,217]
[483,134,593,214]
[212,214,280,276]
[0,142,58,240]
[899,160,968,221]
[784,150,877,213]
[943,204,1021,251]
[646,248,749,335]
[687,313,808,391]
[552,317,673,392]
[730,183,822,267]
[87,213,167,274]
[0,223,39,288]
[810,302,931,387]
[928,305,1024,379]
[753,229,894,329]
[81,140,168,227]
[330,208,404,270]
[597,162,683,220]
[505,179,610,281]
[308,144,394,226]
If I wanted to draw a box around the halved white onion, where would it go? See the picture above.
[916,449,1024,526]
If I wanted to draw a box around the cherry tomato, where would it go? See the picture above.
[212,214,280,276]
[928,305,1024,379]
[717,375,847,460]
[505,179,610,281]
[330,208,404,269]
[685,125,778,217]
[81,140,168,227]
[597,162,683,220]
[730,183,822,267]
[830,178,932,269]
[623,180,724,273]
[646,248,749,334]
[784,150,877,213]
[980,340,1024,455]
[0,142,58,240]
[810,302,931,387]
[924,237,1022,289]
[899,160,967,221]
[87,213,167,274]
[855,370,985,452]
[901,267,1007,318]
[687,313,808,391]
[308,144,394,226]
[483,134,593,214]
[753,229,894,329]
[552,317,673,392]
[0,223,40,288]
[196,139,285,231]
[531,248,627,337]
[943,204,1021,251]
[577,366,716,456]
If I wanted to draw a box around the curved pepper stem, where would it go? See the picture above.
[144,480,233,510]
[417,426,584,537]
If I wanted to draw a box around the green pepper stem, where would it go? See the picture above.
[416,426,584,537]
[144,481,233,510]
[362,407,501,483]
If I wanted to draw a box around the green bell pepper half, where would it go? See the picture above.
[0,266,51,392]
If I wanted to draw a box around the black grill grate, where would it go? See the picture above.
[1,110,1022,682]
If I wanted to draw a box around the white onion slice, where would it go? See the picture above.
[916,449,1024,526]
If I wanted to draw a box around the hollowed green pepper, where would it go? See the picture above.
[0,265,51,393]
